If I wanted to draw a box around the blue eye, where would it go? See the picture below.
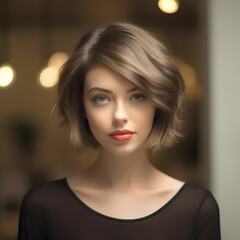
[132,94,145,102]
[94,96,108,103]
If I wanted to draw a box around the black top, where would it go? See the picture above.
[18,178,221,240]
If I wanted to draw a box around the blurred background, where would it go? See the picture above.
[0,0,239,239]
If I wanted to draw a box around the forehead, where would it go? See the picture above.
[84,65,137,91]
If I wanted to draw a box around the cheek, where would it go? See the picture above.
[134,106,155,125]
[85,108,108,132]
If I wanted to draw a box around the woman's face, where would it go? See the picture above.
[83,65,156,156]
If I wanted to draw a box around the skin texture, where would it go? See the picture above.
[84,65,156,157]
[67,65,184,219]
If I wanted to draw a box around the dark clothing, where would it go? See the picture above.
[18,178,221,240]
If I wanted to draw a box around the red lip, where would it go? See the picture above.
[109,130,134,136]
[109,130,135,141]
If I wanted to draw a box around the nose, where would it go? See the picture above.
[112,102,128,125]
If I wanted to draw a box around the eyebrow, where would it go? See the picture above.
[87,87,139,94]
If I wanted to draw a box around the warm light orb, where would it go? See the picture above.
[0,64,16,88]
[48,52,68,70]
[158,0,179,14]
[176,59,201,102]
[39,66,58,88]
[38,52,68,88]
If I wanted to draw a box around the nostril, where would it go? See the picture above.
[112,115,128,124]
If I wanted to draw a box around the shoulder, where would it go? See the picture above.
[187,184,220,223]
[184,183,219,207]
[182,183,211,199]
[18,179,68,237]
[182,184,221,238]
[182,183,219,212]
[21,178,67,210]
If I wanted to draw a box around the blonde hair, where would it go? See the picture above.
[57,22,185,154]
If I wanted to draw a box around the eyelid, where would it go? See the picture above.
[92,95,110,104]
[131,93,146,101]
[90,92,146,103]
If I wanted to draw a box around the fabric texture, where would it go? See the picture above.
[18,178,221,240]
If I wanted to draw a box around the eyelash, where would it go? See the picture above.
[93,96,109,103]
[131,94,146,102]
[92,94,146,104]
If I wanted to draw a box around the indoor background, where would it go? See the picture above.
[0,0,239,239]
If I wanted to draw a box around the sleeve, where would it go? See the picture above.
[17,190,46,240]
[195,192,221,240]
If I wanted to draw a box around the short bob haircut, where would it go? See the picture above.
[56,22,185,154]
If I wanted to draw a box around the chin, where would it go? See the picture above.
[101,144,143,156]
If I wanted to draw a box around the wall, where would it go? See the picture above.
[209,0,240,239]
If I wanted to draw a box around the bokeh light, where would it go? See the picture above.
[0,64,16,88]
[48,52,68,70]
[176,59,202,102]
[39,67,59,88]
[38,52,68,88]
[158,0,179,14]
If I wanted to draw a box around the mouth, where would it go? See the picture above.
[109,130,135,141]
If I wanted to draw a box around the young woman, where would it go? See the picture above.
[18,22,221,239]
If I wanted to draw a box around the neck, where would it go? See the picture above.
[87,147,160,192]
